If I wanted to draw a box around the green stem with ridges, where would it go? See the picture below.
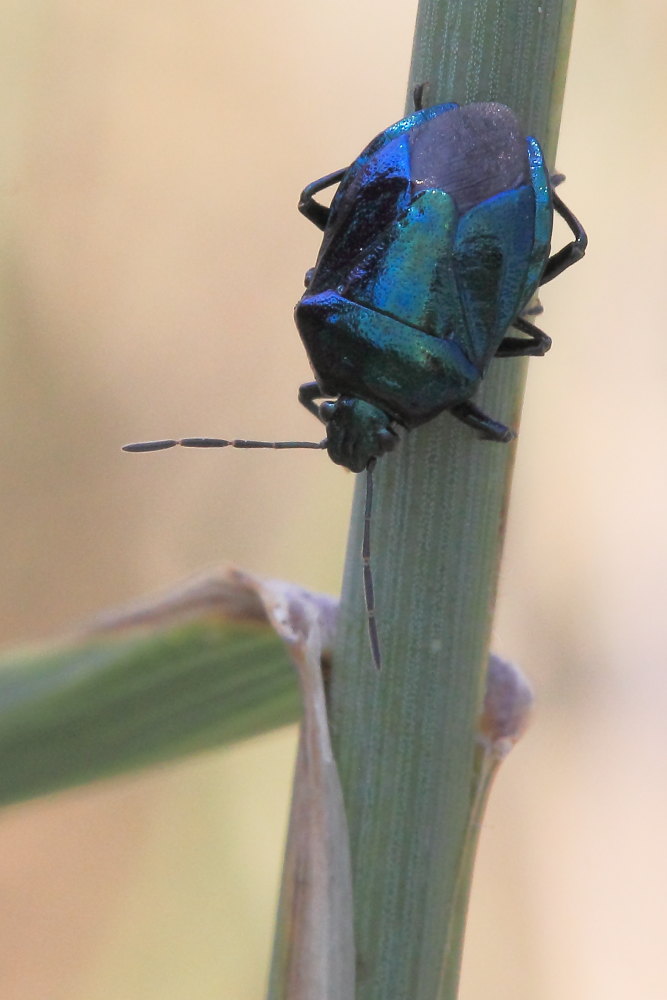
[327,1,577,998]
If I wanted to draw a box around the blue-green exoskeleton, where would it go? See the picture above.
[295,98,586,473]
[124,93,587,668]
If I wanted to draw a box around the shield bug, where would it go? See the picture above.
[125,91,587,668]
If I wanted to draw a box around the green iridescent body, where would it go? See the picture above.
[295,100,586,472]
[122,99,586,669]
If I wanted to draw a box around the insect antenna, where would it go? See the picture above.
[362,460,382,670]
[122,437,327,453]
[123,435,383,668]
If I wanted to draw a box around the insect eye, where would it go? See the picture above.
[319,401,336,421]
[303,267,315,288]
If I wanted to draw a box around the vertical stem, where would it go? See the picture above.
[327,2,577,999]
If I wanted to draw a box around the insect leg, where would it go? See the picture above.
[449,401,515,442]
[298,168,348,231]
[412,82,428,112]
[495,316,552,357]
[540,192,587,284]
[298,381,329,419]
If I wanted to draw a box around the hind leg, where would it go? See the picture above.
[540,191,587,284]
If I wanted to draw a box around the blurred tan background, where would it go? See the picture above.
[1,1,665,997]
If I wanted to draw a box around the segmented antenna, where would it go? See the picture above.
[122,437,326,452]
[123,434,383,669]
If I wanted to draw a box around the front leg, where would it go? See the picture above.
[298,380,328,420]
[298,168,348,230]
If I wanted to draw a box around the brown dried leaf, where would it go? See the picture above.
[82,566,279,634]
[244,572,354,1000]
[91,566,352,999]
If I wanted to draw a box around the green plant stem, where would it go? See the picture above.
[327,2,577,998]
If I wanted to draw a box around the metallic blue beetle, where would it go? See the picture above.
[124,94,586,668]
[295,97,586,472]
